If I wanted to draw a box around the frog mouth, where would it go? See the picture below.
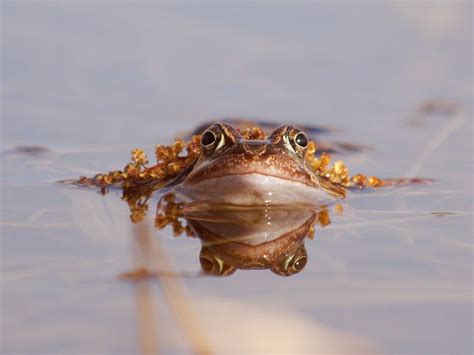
[196,170,315,187]
[183,157,319,188]
[174,173,340,206]
[172,152,346,204]
[179,160,346,200]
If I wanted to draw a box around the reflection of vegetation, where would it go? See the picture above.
[62,122,431,277]
[153,192,333,238]
[67,123,396,224]
[118,187,336,277]
[155,193,194,237]
[118,182,335,240]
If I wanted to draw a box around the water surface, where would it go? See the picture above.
[1,2,472,353]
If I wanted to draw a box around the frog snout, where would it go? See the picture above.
[242,142,267,156]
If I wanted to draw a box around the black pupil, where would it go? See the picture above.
[201,131,216,146]
[295,133,308,148]
[294,257,307,271]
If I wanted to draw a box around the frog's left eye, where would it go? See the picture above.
[200,130,217,148]
[295,132,309,149]
[288,128,309,154]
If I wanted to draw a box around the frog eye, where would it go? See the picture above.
[199,249,236,276]
[270,244,308,276]
[200,130,217,148]
[287,128,309,154]
[294,132,309,149]
[200,125,230,155]
[291,255,307,272]
[283,253,308,275]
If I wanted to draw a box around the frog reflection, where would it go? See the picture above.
[199,242,308,277]
[154,194,331,277]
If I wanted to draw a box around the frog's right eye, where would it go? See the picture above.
[199,248,236,276]
[200,130,217,148]
[270,244,308,276]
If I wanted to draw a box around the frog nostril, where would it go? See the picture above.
[243,263,265,270]
[243,143,267,156]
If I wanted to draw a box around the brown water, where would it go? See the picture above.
[1,2,473,353]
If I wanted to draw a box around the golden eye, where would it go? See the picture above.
[270,244,308,276]
[287,128,309,155]
[294,132,309,149]
[200,130,217,148]
[199,254,236,276]
[292,256,307,272]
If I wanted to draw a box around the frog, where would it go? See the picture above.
[169,122,346,206]
[69,119,428,222]
[68,120,429,277]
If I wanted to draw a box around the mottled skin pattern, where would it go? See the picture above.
[180,122,345,199]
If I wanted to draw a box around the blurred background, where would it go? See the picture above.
[1,1,472,354]
[2,1,471,148]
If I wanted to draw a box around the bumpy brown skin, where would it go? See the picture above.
[181,123,346,199]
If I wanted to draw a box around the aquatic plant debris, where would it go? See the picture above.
[73,126,424,191]
[66,125,431,224]
[75,134,201,189]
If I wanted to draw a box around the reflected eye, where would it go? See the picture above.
[200,130,217,147]
[295,132,308,149]
[270,244,308,276]
[200,256,216,274]
[199,252,236,277]
[292,256,307,272]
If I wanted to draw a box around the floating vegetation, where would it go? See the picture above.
[70,125,409,191]
[74,135,202,189]
[64,123,431,224]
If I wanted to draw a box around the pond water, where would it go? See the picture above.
[1,2,472,354]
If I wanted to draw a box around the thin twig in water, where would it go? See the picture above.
[399,108,465,246]
[408,111,465,176]
[133,224,159,355]
[134,223,214,355]
[135,281,159,355]
[329,215,435,230]
[347,209,471,215]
